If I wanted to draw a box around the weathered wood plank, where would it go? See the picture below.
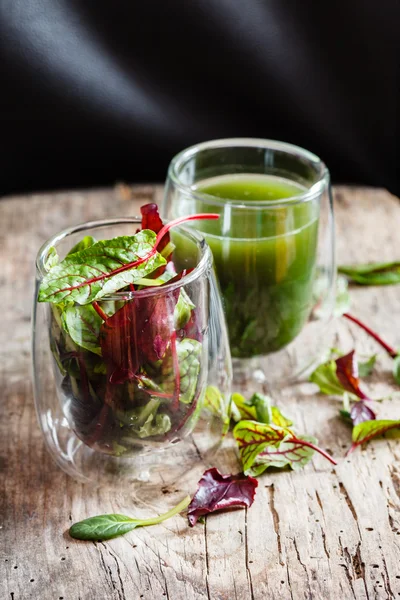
[1,185,400,600]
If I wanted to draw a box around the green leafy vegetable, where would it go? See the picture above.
[167,338,202,404]
[174,289,195,329]
[393,356,400,385]
[44,246,59,271]
[339,262,400,285]
[67,235,97,256]
[39,230,166,305]
[61,304,104,355]
[348,419,400,454]
[309,360,352,397]
[233,420,336,476]
[203,386,230,436]
[69,495,190,540]
[358,354,377,378]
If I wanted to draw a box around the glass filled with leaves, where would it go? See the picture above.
[163,139,336,388]
[32,207,232,490]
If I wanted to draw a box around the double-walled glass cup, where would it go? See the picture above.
[32,218,232,492]
[162,139,336,388]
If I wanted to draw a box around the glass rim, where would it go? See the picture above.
[168,137,329,208]
[36,216,213,299]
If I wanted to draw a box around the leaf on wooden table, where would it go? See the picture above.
[339,262,400,285]
[187,468,258,526]
[348,419,400,454]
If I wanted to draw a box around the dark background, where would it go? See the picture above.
[0,0,398,197]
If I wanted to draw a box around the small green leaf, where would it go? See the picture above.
[231,393,258,422]
[44,247,59,271]
[175,338,202,404]
[136,413,171,438]
[174,289,195,329]
[69,495,191,541]
[350,419,400,454]
[339,262,400,285]
[393,355,400,385]
[233,420,286,473]
[61,304,103,355]
[67,235,97,256]
[39,230,166,305]
[309,360,351,397]
[245,434,318,476]
[271,406,294,428]
[203,386,230,436]
[358,354,377,378]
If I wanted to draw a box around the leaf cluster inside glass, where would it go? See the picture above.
[40,205,215,456]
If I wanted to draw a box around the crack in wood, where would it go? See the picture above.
[293,538,312,597]
[338,537,357,599]
[244,508,255,600]
[157,549,170,600]
[339,481,363,542]
[381,553,394,599]
[204,518,211,600]
[268,484,284,566]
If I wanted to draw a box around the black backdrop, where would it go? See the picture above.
[0,0,398,196]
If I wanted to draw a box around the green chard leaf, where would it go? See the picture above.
[44,246,59,271]
[61,304,103,355]
[309,360,353,397]
[163,338,202,404]
[338,262,400,285]
[38,230,166,305]
[231,392,293,428]
[233,421,288,473]
[358,354,377,378]
[233,420,336,475]
[174,288,195,329]
[136,413,171,438]
[393,355,400,385]
[245,434,319,476]
[203,386,230,436]
[349,419,400,454]
[67,235,97,256]
[69,495,191,541]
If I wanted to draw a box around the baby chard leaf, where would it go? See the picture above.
[233,420,337,475]
[309,360,351,397]
[245,434,319,476]
[358,354,377,378]
[393,355,400,385]
[61,304,103,356]
[338,262,400,285]
[348,419,400,455]
[187,468,258,526]
[335,350,369,400]
[69,495,191,540]
[203,386,230,436]
[39,230,166,305]
[174,289,195,329]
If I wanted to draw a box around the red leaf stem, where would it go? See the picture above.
[289,437,338,465]
[343,313,397,358]
[92,301,109,321]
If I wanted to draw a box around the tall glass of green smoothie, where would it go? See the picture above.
[162,139,335,386]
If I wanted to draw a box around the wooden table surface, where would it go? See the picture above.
[2,184,400,600]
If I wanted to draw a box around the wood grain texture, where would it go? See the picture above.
[1,185,400,600]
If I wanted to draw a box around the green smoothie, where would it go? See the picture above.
[191,174,319,358]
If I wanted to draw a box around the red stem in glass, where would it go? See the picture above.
[92,301,108,321]
[343,313,398,358]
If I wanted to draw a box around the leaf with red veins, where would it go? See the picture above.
[187,468,258,526]
[335,350,369,400]
[233,420,337,475]
[347,419,400,455]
